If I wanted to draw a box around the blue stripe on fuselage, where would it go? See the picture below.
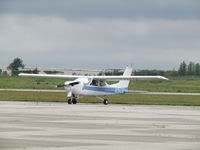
[82,86,128,94]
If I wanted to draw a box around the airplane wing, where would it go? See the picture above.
[18,73,82,79]
[92,75,168,80]
[19,73,168,80]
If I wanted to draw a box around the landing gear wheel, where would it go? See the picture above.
[67,99,72,104]
[72,98,77,104]
[103,99,109,105]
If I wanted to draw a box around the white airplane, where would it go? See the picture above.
[19,66,168,105]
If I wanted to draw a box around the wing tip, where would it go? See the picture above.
[18,73,26,76]
[159,76,169,80]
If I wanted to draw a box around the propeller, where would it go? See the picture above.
[55,84,65,88]
[55,81,80,88]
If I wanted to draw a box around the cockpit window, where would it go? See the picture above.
[90,79,106,86]
[91,80,98,86]
[100,80,106,86]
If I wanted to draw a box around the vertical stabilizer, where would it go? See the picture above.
[116,66,132,88]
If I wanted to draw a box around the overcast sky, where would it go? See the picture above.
[0,0,200,70]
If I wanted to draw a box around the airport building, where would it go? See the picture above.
[0,67,105,76]
[0,67,126,76]
[34,68,105,75]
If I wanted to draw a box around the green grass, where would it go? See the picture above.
[0,76,66,89]
[0,91,200,106]
[1,76,200,93]
[129,76,200,93]
[0,76,200,106]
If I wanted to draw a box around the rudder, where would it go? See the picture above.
[116,66,132,88]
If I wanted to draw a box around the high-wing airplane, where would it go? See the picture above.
[19,66,168,105]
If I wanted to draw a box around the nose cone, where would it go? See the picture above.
[76,78,90,85]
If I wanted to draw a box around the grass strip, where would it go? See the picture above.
[1,76,200,93]
[0,91,200,106]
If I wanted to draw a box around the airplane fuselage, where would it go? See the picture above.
[64,78,128,97]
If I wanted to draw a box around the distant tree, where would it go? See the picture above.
[134,70,164,76]
[113,69,123,75]
[2,71,8,76]
[178,61,187,76]
[195,63,200,75]
[98,72,104,76]
[105,70,123,76]
[44,70,63,74]
[8,57,25,76]
[164,69,178,76]
[19,68,39,74]
[0,69,2,75]
[187,62,195,75]
[33,68,39,74]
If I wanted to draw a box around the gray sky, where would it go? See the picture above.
[0,0,200,69]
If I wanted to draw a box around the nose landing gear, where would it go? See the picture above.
[68,98,77,104]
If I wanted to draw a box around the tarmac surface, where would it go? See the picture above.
[1,88,200,95]
[0,101,200,150]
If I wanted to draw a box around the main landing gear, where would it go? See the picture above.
[68,97,109,105]
[68,98,77,104]
[97,97,109,105]
[103,99,109,105]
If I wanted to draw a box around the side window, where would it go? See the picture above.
[100,80,106,86]
[90,80,98,86]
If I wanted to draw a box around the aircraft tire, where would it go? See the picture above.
[68,99,72,104]
[72,98,77,104]
[103,99,109,105]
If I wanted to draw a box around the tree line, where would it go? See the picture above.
[1,58,200,77]
[105,61,200,77]
[178,61,200,76]
[134,61,200,76]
